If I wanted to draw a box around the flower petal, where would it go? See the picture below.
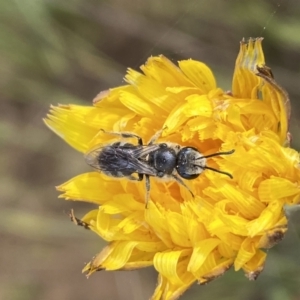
[141,55,194,87]
[179,59,217,92]
[187,238,220,274]
[258,177,300,204]
[232,38,265,99]
[57,172,134,205]
[44,105,99,152]
[234,237,259,270]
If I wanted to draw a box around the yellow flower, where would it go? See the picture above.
[44,38,300,300]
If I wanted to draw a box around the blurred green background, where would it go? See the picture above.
[1,0,300,299]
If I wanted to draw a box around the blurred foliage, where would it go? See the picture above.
[1,0,300,299]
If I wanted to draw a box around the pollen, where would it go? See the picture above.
[44,38,300,300]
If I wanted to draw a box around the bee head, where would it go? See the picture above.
[176,147,205,179]
[176,147,234,180]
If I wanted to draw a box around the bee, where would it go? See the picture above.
[85,128,234,206]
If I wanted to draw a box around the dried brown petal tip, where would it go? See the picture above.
[258,225,287,249]
[199,264,233,285]
[245,265,264,281]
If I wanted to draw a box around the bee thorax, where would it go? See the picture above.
[148,146,177,175]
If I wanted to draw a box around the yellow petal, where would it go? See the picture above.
[141,55,194,87]
[258,177,300,203]
[101,193,144,214]
[125,68,179,113]
[234,237,259,270]
[213,207,249,236]
[145,202,173,248]
[165,211,191,247]
[181,204,208,246]
[243,250,266,280]
[183,94,213,118]
[163,102,189,134]
[94,208,155,242]
[232,38,290,144]
[151,272,195,300]
[232,38,265,99]
[44,105,99,152]
[187,238,220,274]
[178,59,216,92]
[57,172,123,204]
[119,89,165,118]
[246,200,284,236]
[153,250,192,286]
[91,241,139,271]
[213,182,266,219]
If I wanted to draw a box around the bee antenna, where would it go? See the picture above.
[199,149,235,160]
[203,166,233,179]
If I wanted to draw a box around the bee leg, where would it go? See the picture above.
[126,174,147,206]
[127,174,143,181]
[126,174,150,208]
[145,175,150,208]
[148,127,165,145]
[171,174,195,198]
[100,129,143,145]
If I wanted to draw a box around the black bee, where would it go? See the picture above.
[85,129,234,206]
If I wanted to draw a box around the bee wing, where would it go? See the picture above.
[130,144,161,157]
[84,144,160,176]
[84,145,107,171]
[125,157,158,176]
[123,145,162,175]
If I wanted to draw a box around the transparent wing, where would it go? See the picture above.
[84,144,160,176]
[130,144,161,157]
[84,145,106,171]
